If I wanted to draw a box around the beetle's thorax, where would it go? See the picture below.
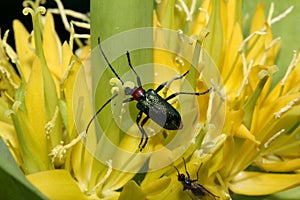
[131,87,146,101]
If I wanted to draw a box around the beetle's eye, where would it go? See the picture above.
[125,87,133,95]
[178,174,185,181]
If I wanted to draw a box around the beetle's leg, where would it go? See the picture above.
[139,116,150,151]
[136,111,150,151]
[192,163,203,183]
[123,97,134,103]
[155,71,189,93]
[165,88,211,101]
[182,157,191,179]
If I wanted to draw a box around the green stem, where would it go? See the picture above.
[89,0,153,147]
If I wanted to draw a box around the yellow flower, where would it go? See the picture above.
[0,0,91,199]
[154,0,300,199]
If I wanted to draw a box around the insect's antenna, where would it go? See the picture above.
[182,157,190,178]
[97,37,124,85]
[126,51,142,87]
[173,166,180,176]
[196,163,203,181]
[85,93,118,133]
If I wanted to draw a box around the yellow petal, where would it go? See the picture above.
[119,180,146,200]
[229,171,300,195]
[205,0,223,66]
[256,157,300,172]
[233,124,260,145]
[43,12,62,80]
[13,20,35,82]
[25,57,47,155]
[26,170,88,200]
[222,24,243,99]
[143,176,171,196]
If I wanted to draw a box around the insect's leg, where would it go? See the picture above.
[136,111,150,151]
[182,157,191,179]
[139,116,150,151]
[126,51,142,87]
[86,93,118,133]
[123,97,134,103]
[155,70,190,93]
[192,163,203,183]
[165,88,211,102]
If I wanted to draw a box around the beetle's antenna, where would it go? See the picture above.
[182,157,191,179]
[126,51,142,87]
[98,37,124,85]
[86,93,118,133]
[174,166,180,176]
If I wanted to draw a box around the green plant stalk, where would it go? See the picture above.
[89,1,153,147]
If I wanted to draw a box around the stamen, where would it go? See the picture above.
[177,0,193,21]
[236,59,253,97]
[48,9,90,22]
[259,37,281,65]
[60,60,75,85]
[206,89,215,124]
[49,130,86,162]
[238,31,266,53]
[281,50,300,88]
[190,0,197,20]
[45,106,60,138]
[0,66,19,89]
[88,160,113,195]
[270,5,294,25]
[274,96,300,119]
[175,4,182,12]
[162,72,186,97]
[71,21,90,40]
[53,0,70,31]
[210,79,224,102]
[266,2,274,25]
[71,21,90,30]
[3,30,19,66]
[264,129,285,148]
[73,34,90,39]
[198,7,209,25]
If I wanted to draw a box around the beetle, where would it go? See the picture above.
[85,37,211,151]
[174,158,219,199]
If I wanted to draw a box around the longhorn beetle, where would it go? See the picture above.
[174,158,219,199]
[85,37,211,151]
